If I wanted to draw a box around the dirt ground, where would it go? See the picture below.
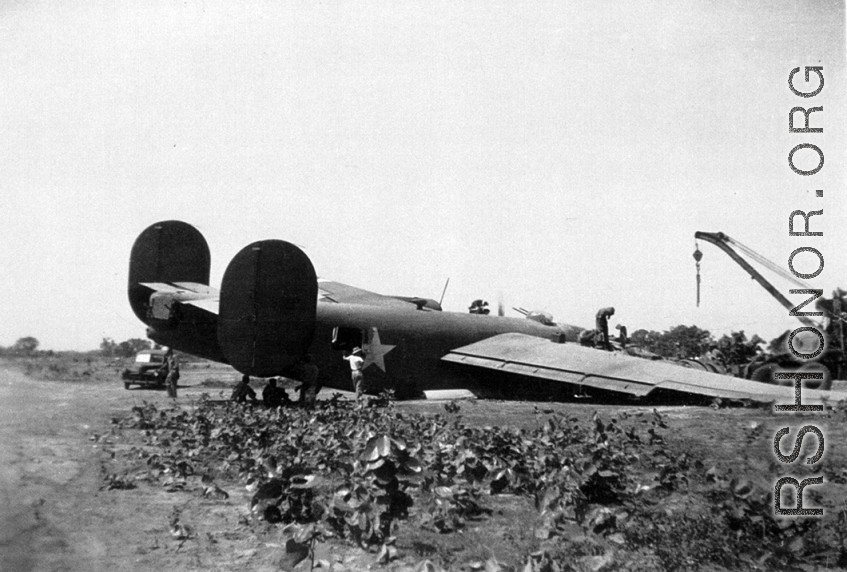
[2,359,846,571]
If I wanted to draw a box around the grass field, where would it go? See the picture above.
[6,355,847,571]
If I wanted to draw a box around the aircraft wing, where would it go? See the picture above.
[317,279,417,308]
[441,332,846,404]
[142,279,390,314]
[140,278,417,313]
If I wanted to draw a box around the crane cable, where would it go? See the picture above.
[711,234,847,326]
[725,235,847,324]
[723,235,811,289]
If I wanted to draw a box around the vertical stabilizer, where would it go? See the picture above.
[128,221,211,323]
[218,240,317,376]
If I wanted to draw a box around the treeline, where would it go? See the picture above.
[0,336,44,357]
[98,337,154,358]
[2,327,787,366]
[0,336,157,359]
[628,325,785,366]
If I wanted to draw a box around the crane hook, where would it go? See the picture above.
[693,242,702,307]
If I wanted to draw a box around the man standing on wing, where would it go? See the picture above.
[594,307,615,350]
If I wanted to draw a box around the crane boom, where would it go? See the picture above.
[693,231,817,328]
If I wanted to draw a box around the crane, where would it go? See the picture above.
[693,231,844,387]
[693,231,817,327]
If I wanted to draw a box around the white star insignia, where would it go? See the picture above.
[363,327,395,373]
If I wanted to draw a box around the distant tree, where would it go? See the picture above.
[116,338,152,358]
[768,330,790,354]
[100,337,118,357]
[624,325,770,364]
[656,325,713,359]
[628,325,713,359]
[716,330,764,366]
[12,336,40,355]
[749,334,766,346]
[629,329,663,353]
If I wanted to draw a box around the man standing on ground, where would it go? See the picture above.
[165,348,180,398]
[298,354,320,409]
[343,347,365,400]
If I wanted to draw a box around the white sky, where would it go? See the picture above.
[0,0,844,351]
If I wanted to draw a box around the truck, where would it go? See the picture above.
[694,231,845,390]
[121,348,168,390]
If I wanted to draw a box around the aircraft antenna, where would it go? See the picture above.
[439,278,450,306]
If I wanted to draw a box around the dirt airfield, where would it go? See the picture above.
[2,358,847,572]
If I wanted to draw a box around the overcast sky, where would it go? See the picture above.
[1,0,844,351]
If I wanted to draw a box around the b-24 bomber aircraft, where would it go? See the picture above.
[128,221,842,404]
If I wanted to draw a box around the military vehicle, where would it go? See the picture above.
[121,348,167,390]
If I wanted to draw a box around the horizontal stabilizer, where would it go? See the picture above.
[184,297,220,314]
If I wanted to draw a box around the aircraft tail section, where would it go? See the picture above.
[128,221,211,323]
[218,240,317,377]
[128,222,319,375]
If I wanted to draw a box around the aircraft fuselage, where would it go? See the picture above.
[309,303,574,398]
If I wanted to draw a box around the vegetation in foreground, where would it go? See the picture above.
[100,395,846,572]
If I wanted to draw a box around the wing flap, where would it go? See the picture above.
[442,333,846,403]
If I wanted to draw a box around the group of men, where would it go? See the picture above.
[152,341,368,408]
[230,354,322,408]
[231,346,369,407]
[573,306,634,353]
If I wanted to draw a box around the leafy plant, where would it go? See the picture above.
[327,434,419,545]
[109,393,841,569]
